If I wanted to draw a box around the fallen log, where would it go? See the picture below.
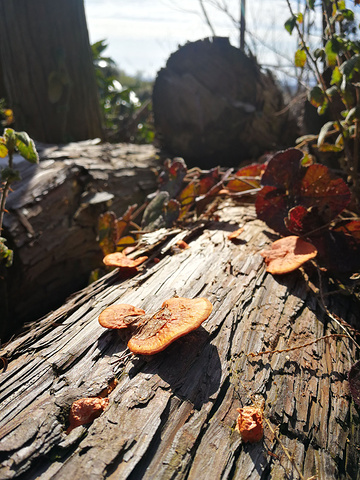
[1,140,160,339]
[153,37,298,167]
[0,200,358,479]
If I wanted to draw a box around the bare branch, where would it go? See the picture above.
[199,0,216,37]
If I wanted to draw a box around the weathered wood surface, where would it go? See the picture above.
[153,37,298,167]
[0,202,359,480]
[1,140,160,337]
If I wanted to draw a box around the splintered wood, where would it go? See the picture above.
[0,202,359,480]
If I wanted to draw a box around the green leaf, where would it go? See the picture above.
[0,141,8,158]
[326,85,338,97]
[335,134,344,148]
[284,16,297,35]
[345,106,360,123]
[325,39,339,66]
[313,48,325,61]
[317,99,329,116]
[340,54,360,77]
[141,191,169,231]
[338,8,354,21]
[15,131,30,146]
[318,143,343,152]
[296,13,303,24]
[295,49,306,68]
[15,133,39,164]
[98,211,116,256]
[4,128,16,151]
[1,167,21,182]
[0,237,13,267]
[309,86,325,108]
[317,121,335,148]
[307,0,315,10]
[330,66,342,85]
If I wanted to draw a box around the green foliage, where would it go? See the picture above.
[0,99,14,127]
[0,127,39,267]
[0,236,13,267]
[92,40,154,144]
[287,0,360,203]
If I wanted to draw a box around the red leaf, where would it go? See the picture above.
[256,148,351,236]
[333,220,360,241]
[298,164,350,221]
[255,185,290,236]
[260,148,304,190]
[158,158,187,197]
[198,167,221,194]
[226,163,265,192]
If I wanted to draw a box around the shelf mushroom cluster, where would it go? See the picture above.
[99,297,213,355]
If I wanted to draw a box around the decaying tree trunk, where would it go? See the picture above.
[0,201,358,479]
[1,140,160,339]
[153,37,298,167]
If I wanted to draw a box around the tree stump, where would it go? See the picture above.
[0,201,358,479]
[153,37,297,167]
[1,140,160,339]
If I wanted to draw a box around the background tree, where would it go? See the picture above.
[0,0,103,143]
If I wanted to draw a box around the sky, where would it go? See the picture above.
[83,0,305,81]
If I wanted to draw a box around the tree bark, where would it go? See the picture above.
[1,141,159,341]
[0,201,358,479]
[153,37,298,168]
[0,0,103,143]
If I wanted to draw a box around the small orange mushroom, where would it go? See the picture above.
[67,397,109,434]
[98,297,213,355]
[260,236,317,274]
[175,239,190,249]
[103,252,148,273]
[236,403,264,443]
[228,227,244,241]
[98,304,146,329]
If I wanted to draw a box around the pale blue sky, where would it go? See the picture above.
[83,1,313,80]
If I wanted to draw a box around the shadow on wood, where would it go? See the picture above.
[0,202,359,479]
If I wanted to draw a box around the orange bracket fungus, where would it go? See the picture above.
[227,227,244,241]
[175,239,190,249]
[99,297,213,355]
[103,252,148,275]
[67,397,109,434]
[260,235,317,274]
[236,402,264,443]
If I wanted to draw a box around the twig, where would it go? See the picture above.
[264,417,306,480]
[314,264,360,351]
[248,334,348,358]
[199,0,216,37]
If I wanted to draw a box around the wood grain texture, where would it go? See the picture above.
[1,141,159,335]
[0,202,359,480]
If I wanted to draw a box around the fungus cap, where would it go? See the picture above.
[67,397,109,434]
[103,252,148,269]
[98,304,145,329]
[236,405,264,443]
[127,297,213,355]
[260,236,317,274]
